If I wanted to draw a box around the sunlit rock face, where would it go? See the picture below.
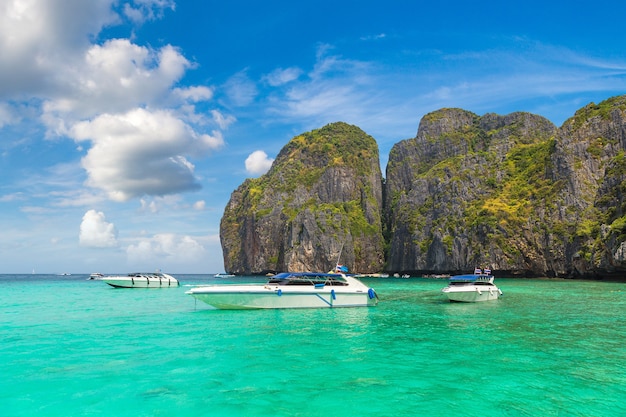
[220,122,385,275]
[221,95,626,279]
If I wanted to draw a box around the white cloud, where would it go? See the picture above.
[126,233,206,263]
[0,102,14,128]
[70,107,224,201]
[173,85,214,102]
[264,67,303,86]
[223,70,258,107]
[140,198,159,213]
[360,33,386,41]
[193,200,206,210]
[1,2,225,144]
[43,39,193,124]
[211,110,236,129]
[245,150,274,176]
[0,0,119,98]
[123,0,175,24]
[0,2,232,208]
[264,48,378,129]
[79,209,118,248]
[0,192,25,202]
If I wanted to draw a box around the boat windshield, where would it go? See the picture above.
[127,272,166,278]
[449,274,493,285]
[268,272,348,286]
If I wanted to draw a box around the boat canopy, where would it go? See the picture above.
[449,274,480,282]
[273,272,345,279]
[269,272,349,286]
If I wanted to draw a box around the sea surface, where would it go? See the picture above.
[1,274,625,417]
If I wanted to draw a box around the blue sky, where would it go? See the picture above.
[1,0,625,274]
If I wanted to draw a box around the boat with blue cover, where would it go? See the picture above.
[186,271,378,310]
[441,268,502,302]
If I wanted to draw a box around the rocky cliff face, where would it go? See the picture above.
[549,96,626,276]
[220,122,385,275]
[221,95,626,278]
[385,109,558,275]
[384,95,626,277]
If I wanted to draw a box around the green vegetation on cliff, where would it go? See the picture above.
[223,95,626,277]
[479,138,559,228]
[567,95,626,130]
[220,122,385,274]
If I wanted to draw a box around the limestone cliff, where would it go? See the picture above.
[551,96,626,276]
[220,122,385,275]
[220,94,626,278]
[385,95,626,277]
[385,109,558,275]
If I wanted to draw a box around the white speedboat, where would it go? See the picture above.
[88,272,104,280]
[101,272,179,288]
[186,272,378,309]
[441,269,502,302]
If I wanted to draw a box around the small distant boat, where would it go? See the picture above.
[441,268,502,302]
[186,271,378,310]
[88,273,104,280]
[101,272,179,288]
[214,273,235,278]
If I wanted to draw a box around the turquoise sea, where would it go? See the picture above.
[1,274,625,417]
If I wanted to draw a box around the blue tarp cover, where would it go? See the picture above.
[273,272,344,279]
[449,274,480,281]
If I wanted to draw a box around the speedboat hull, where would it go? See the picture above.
[102,273,179,288]
[441,272,502,302]
[188,285,377,309]
[187,273,378,309]
[442,284,501,302]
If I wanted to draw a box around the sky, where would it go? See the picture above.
[1,0,625,274]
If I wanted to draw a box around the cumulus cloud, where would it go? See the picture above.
[245,150,274,176]
[0,0,118,98]
[79,209,118,248]
[43,39,193,125]
[70,108,224,201]
[126,233,205,263]
[1,1,228,164]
